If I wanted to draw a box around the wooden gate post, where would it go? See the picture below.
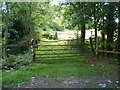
[33,44,35,62]
[31,38,35,62]
[89,37,94,52]
[95,37,99,59]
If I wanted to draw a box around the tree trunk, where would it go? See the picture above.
[101,32,105,50]
[81,24,85,42]
[5,2,9,45]
[29,2,32,33]
[117,2,120,58]
[76,25,80,44]
[4,2,9,60]
[93,3,97,49]
[106,3,115,51]
[101,17,105,50]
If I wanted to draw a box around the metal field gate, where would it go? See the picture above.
[34,39,94,62]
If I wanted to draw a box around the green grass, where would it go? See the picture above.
[35,39,93,62]
[2,39,118,87]
[3,61,116,87]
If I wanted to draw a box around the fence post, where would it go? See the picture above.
[33,44,35,62]
[95,37,99,59]
[89,37,94,52]
[31,38,35,62]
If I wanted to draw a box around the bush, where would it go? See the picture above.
[53,31,58,40]
[42,30,58,40]
[2,51,32,70]
[6,55,16,65]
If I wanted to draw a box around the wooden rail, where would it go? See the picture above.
[2,44,31,48]
[98,43,113,45]
[35,58,86,61]
[37,45,76,46]
[35,48,78,51]
[95,42,120,55]
[36,53,79,55]
[96,50,120,54]
[35,52,89,55]
[1,43,34,62]
[40,39,80,42]
[36,44,90,47]
[89,37,120,58]
[35,54,94,59]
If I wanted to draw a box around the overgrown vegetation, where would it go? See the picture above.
[62,2,120,59]
[1,1,119,88]
[2,51,32,70]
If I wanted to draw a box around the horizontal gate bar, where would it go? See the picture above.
[39,39,90,42]
[2,44,31,48]
[35,54,94,59]
[35,52,94,55]
[35,48,78,51]
[36,53,80,55]
[36,44,90,47]
[37,45,76,46]
[40,39,80,42]
[35,48,91,51]
[35,57,92,61]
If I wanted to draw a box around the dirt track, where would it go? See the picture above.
[8,74,119,88]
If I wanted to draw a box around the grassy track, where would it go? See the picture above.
[2,39,117,87]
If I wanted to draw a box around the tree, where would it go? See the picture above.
[117,2,120,58]
[2,2,9,60]
[63,2,91,42]
[106,3,116,51]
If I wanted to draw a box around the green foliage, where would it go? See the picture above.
[54,31,58,40]
[2,2,63,44]
[2,2,64,58]
[2,51,32,70]
[6,55,16,65]
[42,30,58,40]
[63,2,92,29]
[51,23,64,31]
[1,2,120,87]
